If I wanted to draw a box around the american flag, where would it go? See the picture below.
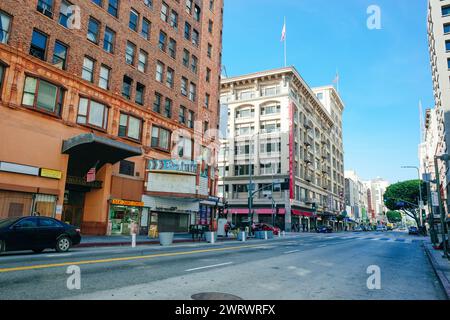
[281,21,286,42]
[86,166,96,183]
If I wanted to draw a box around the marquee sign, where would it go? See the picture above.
[148,159,198,174]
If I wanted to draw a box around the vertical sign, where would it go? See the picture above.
[200,205,207,225]
[289,101,295,200]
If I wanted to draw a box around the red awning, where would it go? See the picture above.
[292,209,313,217]
[227,208,286,215]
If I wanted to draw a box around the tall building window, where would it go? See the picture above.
[164,98,172,118]
[206,68,211,82]
[87,17,100,43]
[446,40,450,52]
[160,2,168,22]
[125,41,136,65]
[166,67,174,88]
[179,105,186,124]
[103,27,115,53]
[184,22,191,40]
[205,93,210,108]
[129,9,139,31]
[119,113,142,141]
[191,55,198,73]
[444,23,450,35]
[443,5,450,17]
[185,0,193,14]
[119,160,135,176]
[77,97,108,130]
[181,77,188,96]
[153,92,162,113]
[138,50,148,72]
[144,0,152,9]
[0,12,10,44]
[208,20,213,33]
[22,76,64,115]
[135,82,145,105]
[189,83,196,101]
[151,126,171,151]
[177,136,192,159]
[159,31,167,51]
[447,58,450,70]
[194,5,201,21]
[99,65,110,90]
[182,49,190,67]
[209,0,214,11]
[192,29,199,47]
[170,10,178,29]
[52,41,68,70]
[141,18,150,40]
[122,75,133,99]
[188,110,194,128]
[58,1,71,28]
[30,29,48,61]
[92,0,102,7]
[0,64,5,95]
[37,0,54,18]
[168,38,177,58]
[207,43,212,58]
[156,61,164,82]
[82,57,95,82]
[108,0,119,17]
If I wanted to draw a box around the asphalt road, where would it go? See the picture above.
[0,231,445,300]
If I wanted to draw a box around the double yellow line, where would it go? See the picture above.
[0,244,265,273]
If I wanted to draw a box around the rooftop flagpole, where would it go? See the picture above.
[281,17,287,67]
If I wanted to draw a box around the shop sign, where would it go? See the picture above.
[40,168,62,180]
[111,199,145,207]
[66,176,103,188]
[148,159,197,174]
[0,161,39,176]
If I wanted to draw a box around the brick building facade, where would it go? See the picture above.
[0,0,224,235]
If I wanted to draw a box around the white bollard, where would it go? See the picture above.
[264,231,268,240]
[211,232,215,244]
[131,233,136,248]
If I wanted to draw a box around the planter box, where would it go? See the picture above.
[159,232,174,246]
[205,232,217,243]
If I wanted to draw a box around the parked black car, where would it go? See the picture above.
[316,225,333,233]
[0,216,81,254]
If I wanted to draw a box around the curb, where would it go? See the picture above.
[424,244,450,300]
[76,237,236,248]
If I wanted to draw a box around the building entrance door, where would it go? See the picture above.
[62,189,86,228]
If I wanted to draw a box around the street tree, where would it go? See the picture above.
[383,179,428,228]
[386,210,402,223]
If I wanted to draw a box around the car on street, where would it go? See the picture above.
[376,225,387,232]
[353,226,363,232]
[252,223,280,235]
[0,216,81,254]
[408,226,419,235]
[316,225,333,233]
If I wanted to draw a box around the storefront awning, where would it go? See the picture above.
[227,208,286,215]
[292,209,313,217]
[62,133,142,177]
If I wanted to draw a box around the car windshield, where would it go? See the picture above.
[0,217,20,228]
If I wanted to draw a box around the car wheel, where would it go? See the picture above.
[56,236,72,253]
[32,248,44,254]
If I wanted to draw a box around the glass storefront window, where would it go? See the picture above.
[110,205,141,235]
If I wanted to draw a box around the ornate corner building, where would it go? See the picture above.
[0,0,224,235]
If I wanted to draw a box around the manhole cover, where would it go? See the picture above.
[191,292,243,300]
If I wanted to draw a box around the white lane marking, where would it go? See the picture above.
[185,262,233,272]
[45,253,73,258]
[284,250,300,254]
[371,238,382,241]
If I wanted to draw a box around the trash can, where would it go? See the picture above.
[159,232,174,246]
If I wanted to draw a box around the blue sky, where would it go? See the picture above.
[221,0,433,183]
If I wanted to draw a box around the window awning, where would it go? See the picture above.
[226,208,286,215]
[62,133,142,177]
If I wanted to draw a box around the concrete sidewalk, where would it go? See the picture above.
[424,242,450,299]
